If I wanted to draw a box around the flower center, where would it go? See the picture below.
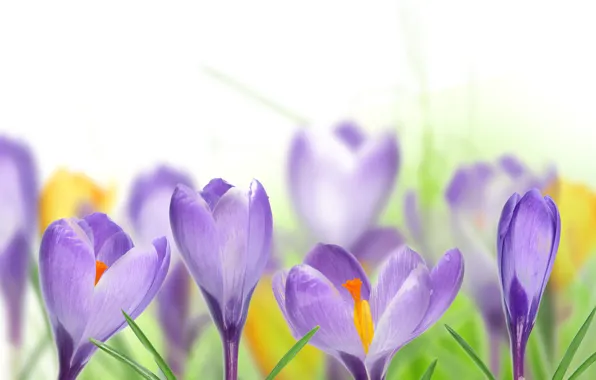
[342,278,374,354]
[95,260,108,285]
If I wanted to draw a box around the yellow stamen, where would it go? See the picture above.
[342,278,374,354]
[95,261,108,286]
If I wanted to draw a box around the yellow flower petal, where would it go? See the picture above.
[39,169,116,233]
[545,178,596,290]
[243,275,324,379]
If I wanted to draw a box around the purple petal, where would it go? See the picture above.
[334,121,366,150]
[201,178,234,210]
[498,155,527,178]
[130,237,171,319]
[170,184,222,300]
[285,264,363,358]
[445,162,493,208]
[40,219,95,346]
[157,261,192,350]
[244,180,273,292]
[0,232,30,345]
[83,213,132,260]
[370,246,425,322]
[497,192,522,269]
[499,189,559,310]
[287,129,399,248]
[127,165,194,229]
[272,270,299,336]
[367,265,431,366]
[95,231,134,267]
[350,227,405,271]
[304,243,371,302]
[0,136,38,232]
[82,244,160,343]
[414,249,464,334]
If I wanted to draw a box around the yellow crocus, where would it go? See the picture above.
[39,168,116,233]
[243,275,324,380]
[545,177,596,290]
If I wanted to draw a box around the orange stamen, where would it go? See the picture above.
[342,278,374,354]
[95,261,108,286]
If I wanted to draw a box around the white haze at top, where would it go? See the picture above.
[0,0,595,377]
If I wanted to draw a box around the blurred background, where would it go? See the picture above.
[1,1,596,379]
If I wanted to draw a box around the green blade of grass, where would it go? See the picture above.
[568,352,596,380]
[420,359,438,380]
[122,311,176,380]
[265,326,319,380]
[444,324,496,380]
[90,339,160,380]
[552,306,596,380]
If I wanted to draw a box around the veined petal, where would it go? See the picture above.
[366,265,431,369]
[304,244,371,303]
[414,249,464,334]
[83,213,126,255]
[170,184,222,300]
[370,246,425,322]
[499,189,558,308]
[244,179,273,291]
[82,244,159,343]
[350,227,405,271]
[201,178,234,210]
[285,265,363,358]
[40,219,95,346]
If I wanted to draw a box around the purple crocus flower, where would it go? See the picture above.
[169,178,272,380]
[445,155,553,372]
[127,165,208,376]
[288,121,400,256]
[40,213,170,380]
[0,136,37,347]
[273,244,464,380]
[498,189,560,380]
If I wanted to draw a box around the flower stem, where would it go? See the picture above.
[512,341,526,380]
[223,338,239,380]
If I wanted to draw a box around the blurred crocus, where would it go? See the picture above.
[127,165,208,376]
[288,121,401,264]
[0,137,37,348]
[544,178,596,289]
[445,155,552,372]
[169,178,272,380]
[40,213,170,380]
[274,244,464,380]
[497,189,560,380]
[40,169,115,233]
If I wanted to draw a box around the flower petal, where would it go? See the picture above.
[40,219,95,346]
[303,244,371,302]
[170,184,222,300]
[285,264,362,358]
[83,244,159,343]
[127,165,194,229]
[370,246,425,322]
[244,179,273,291]
[157,261,192,350]
[350,227,404,271]
[83,213,132,259]
[366,265,431,368]
[201,178,234,210]
[414,249,464,334]
[333,121,366,150]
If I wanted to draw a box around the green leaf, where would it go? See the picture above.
[265,326,319,380]
[121,311,176,380]
[420,359,438,380]
[444,324,496,380]
[552,306,596,380]
[568,351,596,380]
[90,339,161,380]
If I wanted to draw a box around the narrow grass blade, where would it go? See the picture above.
[444,325,495,380]
[265,326,319,380]
[90,339,160,380]
[568,352,596,380]
[420,359,438,380]
[552,306,596,380]
[122,311,176,380]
